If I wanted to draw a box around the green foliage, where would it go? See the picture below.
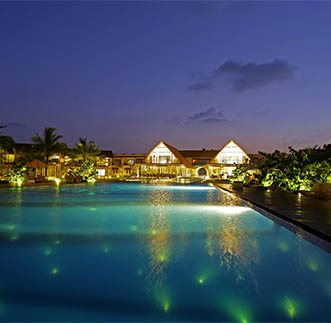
[31,127,66,163]
[230,164,252,184]
[73,137,100,162]
[75,160,96,181]
[6,160,27,184]
[256,145,331,192]
[0,125,16,162]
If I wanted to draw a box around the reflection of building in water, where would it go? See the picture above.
[145,187,171,288]
[205,212,260,285]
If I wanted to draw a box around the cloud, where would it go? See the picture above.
[168,108,227,125]
[188,81,213,91]
[166,116,182,125]
[189,59,296,93]
[5,122,28,128]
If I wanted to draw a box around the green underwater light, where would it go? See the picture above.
[222,296,253,323]
[282,296,300,320]
[277,241,289,252]
[51,268,59,275]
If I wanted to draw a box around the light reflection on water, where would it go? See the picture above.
[0,182,330,322]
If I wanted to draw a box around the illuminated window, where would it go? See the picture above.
[96,169,105,176]
[159,156,170,163]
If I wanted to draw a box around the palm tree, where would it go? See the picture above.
[73,137,100,161]
[31,127,65,177]
[72,138,100,182]
[0,125,16,164]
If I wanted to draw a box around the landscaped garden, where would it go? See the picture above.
[230,145,331,193]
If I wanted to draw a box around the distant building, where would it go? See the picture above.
[110,153,146,178]
[0,139,250,181]
[136,139,250,179]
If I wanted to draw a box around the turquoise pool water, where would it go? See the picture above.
[0,182,330,322]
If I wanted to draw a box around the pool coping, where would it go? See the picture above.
[213,184,331,253]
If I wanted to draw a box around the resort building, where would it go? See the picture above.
[136,140,250,180]
[0,139,250,182]
[94,150,113,179]
[110,154,146,178]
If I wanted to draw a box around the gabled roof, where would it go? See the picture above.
[179,149,218,159]
[113,154,146,158]
[145,141,192,168]
[211,139,250,163]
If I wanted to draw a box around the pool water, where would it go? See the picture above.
[0,182,330,322]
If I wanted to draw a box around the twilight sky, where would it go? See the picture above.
[1,1,331,154]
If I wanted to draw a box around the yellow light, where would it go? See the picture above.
[309,262,318,272]
[283,297,298,319]
[163,302,169,312]
[198,278,204,284]
[277,242,289,252]
[52,268,59,275]
[17,178,22,186]
[158,253,167,262]
[55,178,60,185]
[87,178,96,183]
[10,234,19,241]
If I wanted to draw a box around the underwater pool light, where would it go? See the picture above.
[51,268,59,275]
[163,301,170,312]
[282,297,299,319]
[308,261,318,272]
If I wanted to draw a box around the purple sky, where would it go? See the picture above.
[1,1,331,154]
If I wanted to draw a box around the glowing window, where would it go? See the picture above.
[96,169,105,176]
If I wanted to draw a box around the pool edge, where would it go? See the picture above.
[213,184,331,254]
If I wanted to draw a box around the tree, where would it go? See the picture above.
[73,137,100,161]
[254,144,331,192]
[5,159,27,185]
[76,160,96,182]
[72,138,101,182]
[0,125,16,163]
[31,127,66,177]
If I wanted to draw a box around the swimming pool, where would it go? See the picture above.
[0,182,330,321]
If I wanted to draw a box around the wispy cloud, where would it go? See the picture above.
[5,122,28,128]
[189,59,297,93]
[188,81,214,91]
[168,107,227,125]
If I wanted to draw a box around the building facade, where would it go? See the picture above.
[1,139,250,182]
[134,140,250,180]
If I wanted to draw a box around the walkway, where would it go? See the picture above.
[215,184,331,246]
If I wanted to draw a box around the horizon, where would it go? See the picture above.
[1,1,331,153]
